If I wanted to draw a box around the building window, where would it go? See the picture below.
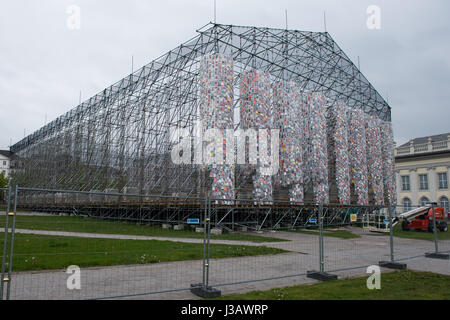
[401,176,410,191]
[420,197,430,207]
[419,174,428,191]
[438,172,448,190]
[403,198,412,213]
[440,196,449,213]
[2,161,5,166]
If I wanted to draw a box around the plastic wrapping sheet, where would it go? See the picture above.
[309,93,329,204]
[348,109,369,205]
[199,54,235,203]
[331,102,351,205]
[366,116,384,206]
[273,81,304,203]
[381,121,397,206]
[240,69,273,204]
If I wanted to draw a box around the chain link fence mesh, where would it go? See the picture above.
[0,188,448,300]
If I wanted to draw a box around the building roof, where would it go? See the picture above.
[0,150,13,158]
[399,133,450,148]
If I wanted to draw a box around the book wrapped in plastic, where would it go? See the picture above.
[366,116,384,206]
[331,102,351,205]
[381,121,397,206]
[348,108,369,205]
[199,54,235,204]
[309,93,329,205]
[240,69,273,204]
[273,81,304,203]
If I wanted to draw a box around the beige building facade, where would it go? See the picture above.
[0,150,12,178]
[395,133,450,213]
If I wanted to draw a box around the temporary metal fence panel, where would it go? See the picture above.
[3,187,206,300]
[207,198,320,291]
[0,186,13,300]
[391,204,450,261]
[321,205,391,276]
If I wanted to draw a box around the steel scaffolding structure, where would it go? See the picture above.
[10,23,393,226]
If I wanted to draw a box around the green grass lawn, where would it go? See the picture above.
[392,224,450,241]
[287,228,360,239]
[0,232,287,272]
[216,270,450,300]
[0,215,286,243]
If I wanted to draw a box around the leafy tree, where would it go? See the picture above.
[0,172,8,204]
[0,172,8,189]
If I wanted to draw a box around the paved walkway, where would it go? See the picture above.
[0,211,53,216]
[13,228,282,247]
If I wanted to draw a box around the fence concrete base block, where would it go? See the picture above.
[425,252,450,260]
[195,227,205,233]
[173,225,185,230]
[190,284,221,298]
[306,271,338,282]
[162,224,172,229]
[379,261,407,270]
[239,227,248,232]
[211,228,222,235]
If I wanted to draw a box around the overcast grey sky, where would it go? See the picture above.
[0,0,449,150]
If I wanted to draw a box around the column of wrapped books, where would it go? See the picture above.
[349,109,369,205]
[240,69,273,204]
[273,81,304,203]
[199,54,235,204]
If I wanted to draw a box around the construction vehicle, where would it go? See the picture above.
[393,207,448,233]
